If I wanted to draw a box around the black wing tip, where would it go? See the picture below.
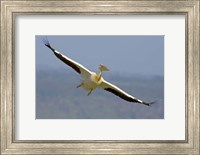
[142,100,156,106]
[42,37,55,51]
[42,36,50,47]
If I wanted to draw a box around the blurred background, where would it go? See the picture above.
[36,35,164,119]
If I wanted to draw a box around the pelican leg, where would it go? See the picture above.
[87,89,93,96]
[76,83,83,88]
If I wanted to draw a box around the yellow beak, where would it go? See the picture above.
[99,64,109,71]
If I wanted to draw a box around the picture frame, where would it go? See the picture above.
[1,0,199,154]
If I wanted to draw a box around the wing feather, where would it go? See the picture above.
[100,79,153,106]
[43,39,92,78]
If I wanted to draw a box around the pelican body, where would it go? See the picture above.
[76,64,109,96]
[43,38,154,106]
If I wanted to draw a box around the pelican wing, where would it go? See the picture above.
[100,79,152,106]
[43,39,92,78]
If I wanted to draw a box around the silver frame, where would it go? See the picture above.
[1,0,199,154]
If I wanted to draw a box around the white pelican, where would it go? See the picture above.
[43,38,154,106]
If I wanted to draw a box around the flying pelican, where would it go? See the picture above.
[43,38,154,106]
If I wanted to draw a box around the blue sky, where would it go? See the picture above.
[36,35,164,77]
[36,35,164,119]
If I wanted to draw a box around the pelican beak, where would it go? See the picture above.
[99,64,109,71]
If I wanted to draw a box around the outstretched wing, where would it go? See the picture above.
[99,79,154,106]
[43,38,92,78]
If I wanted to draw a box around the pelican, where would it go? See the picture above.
[43,38,154,106]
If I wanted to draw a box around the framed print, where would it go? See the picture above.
[1,0,199,154]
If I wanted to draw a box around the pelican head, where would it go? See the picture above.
[98,64,109,72]
[96,64,109,81]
